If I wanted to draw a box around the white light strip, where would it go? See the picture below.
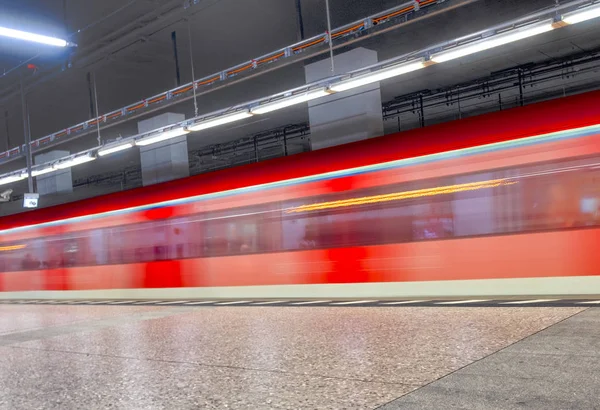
[31,167,56,177]
[187,111,254,132]
[563,3,600,24]
[0,8,590,185]
[0,26,68,47]
[98,142,134,157]
[329,59,426,92]
[0,173,27,186]
[251,88,333,115]
[53,154,96,170]
[431,20,554,63]
[135,127,190,147]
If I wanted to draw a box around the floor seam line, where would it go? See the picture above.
[371,307,590,409]
[5,344,416,387]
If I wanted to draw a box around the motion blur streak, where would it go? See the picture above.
[285,179,516,213]
[1,91,600,299]
[0,244,26,252]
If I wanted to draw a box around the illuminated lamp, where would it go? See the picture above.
[0,172,28,186]
[329,59,426,93]
[98,142,134,157]
[251,88,333,114]
[0,26,70,47]
[135,127,190,147]
[430,20,554,63]
[562,3,600,24]
[187,110,254,132]
[53,153,96,170]
[31,167,56,177]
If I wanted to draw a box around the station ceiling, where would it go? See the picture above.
[0,0,598,211]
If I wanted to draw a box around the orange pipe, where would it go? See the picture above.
[127,102,145,112]
[258,52,285,64]
[198,76,220,86]
[373,6,414,23]
[332,23,364,39]
[148,95,167,104]
[293,37,326,52]
[172,86,193,95]
[227,63,253,76]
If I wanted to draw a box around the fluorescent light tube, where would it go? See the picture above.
[98,142,134,157]
[0,172,27,186]
[136,127,190,146]
[31,167,56,177]
[53,154,96,170]
[329,59,426,93]
[187,111,254,132]
[431,20,554,63]
[251,89,333,115]
[563,3,600,24]
[0,26,68,47]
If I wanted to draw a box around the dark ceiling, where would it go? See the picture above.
[0,0,599,213]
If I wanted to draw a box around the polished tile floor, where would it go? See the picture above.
[0,304,588,409]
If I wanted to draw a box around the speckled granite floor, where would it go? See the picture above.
[0,304,590,409]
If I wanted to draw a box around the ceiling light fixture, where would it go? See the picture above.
[187,110,254,132]
[329,59,427,93]
[0,172,28,186]
[430,20,554,63]
[98,142,134,157]
[562,3,600,24]
[53,153,96,170]
[0,26,70,47]
[31,167,56,177]
[135,127,190,147]
[251,88,334,115]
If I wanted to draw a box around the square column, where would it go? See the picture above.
[34,150,72,195]
[138,113,190,186]
[304,47,384,150]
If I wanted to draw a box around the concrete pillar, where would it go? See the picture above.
[34,150,72,195]
[138,113,190,186]
[304,47,384,150]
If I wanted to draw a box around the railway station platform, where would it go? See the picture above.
[0,300,599,409]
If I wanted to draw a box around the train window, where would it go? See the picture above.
[280,155,600,250]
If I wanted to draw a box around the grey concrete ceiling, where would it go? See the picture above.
[0,0,598,189]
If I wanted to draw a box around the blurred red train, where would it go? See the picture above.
[1,90,600,300]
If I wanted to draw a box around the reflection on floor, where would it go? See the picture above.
[0,304,594,409]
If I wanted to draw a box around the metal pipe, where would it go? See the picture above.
[253,136,258,162]
[325,0,335,74]
[518,69,525,107]
[419,94,425,128]
[93,72,102,146]
[188,21,199,117]
[295,0,305,41]
[171,31,182,87]
[20,80,33,193]
[3,110,10,151]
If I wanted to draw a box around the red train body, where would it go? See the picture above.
[1,91,600,299]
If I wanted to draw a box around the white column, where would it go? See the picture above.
[304,47,384,150]
[138,113,190,186]
[34,150,72,195]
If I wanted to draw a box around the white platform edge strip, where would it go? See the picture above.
[2,276,600,301]
[500,299,558,304]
